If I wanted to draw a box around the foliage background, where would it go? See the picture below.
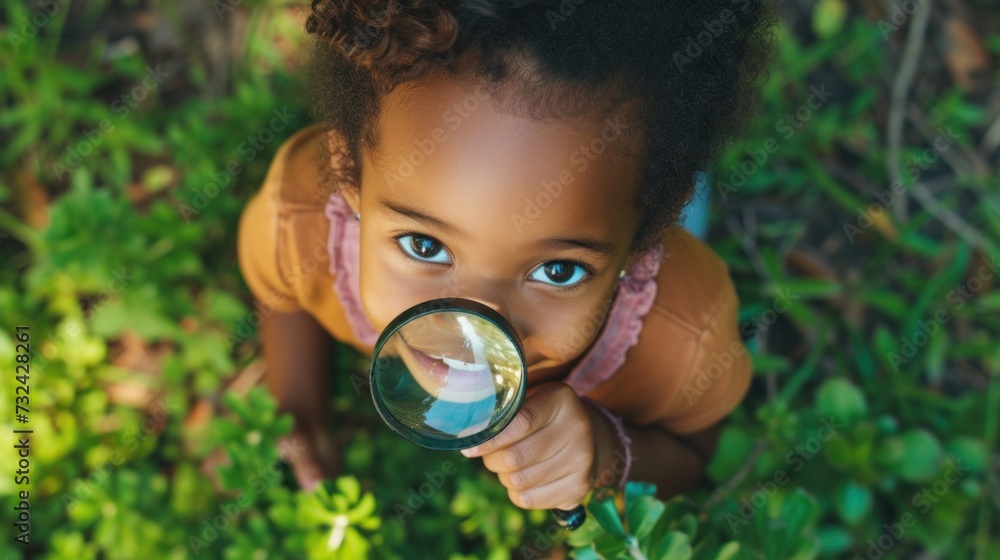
[0,0,998,558]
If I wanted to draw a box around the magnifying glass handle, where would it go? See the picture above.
[551,505,586,530]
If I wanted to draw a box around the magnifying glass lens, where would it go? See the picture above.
[371,306,523,448]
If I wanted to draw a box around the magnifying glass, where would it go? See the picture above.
[369,298,587,530]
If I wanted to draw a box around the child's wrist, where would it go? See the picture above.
[580,397,633,489]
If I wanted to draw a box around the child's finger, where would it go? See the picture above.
[479,425,568,473]
[461,399,553,458]
[506,473,589,511]
[495,445,581,491]
[483,434,566,474]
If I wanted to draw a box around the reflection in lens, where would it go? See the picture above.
[371,309,524,444]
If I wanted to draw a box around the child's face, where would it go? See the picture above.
[343,71,646,377]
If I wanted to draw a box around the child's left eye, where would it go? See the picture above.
[397,234,452,264]
[529,261,589,287]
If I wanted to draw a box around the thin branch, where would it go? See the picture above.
[908,181,1000,255]
[886,0,934,222]
[703,439,768,510]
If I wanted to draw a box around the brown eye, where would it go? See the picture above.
[530,261,588,287]
[398,234,451,263]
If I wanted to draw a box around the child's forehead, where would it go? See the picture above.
[361,87,644,257]
[375,71,644,164]
[366,73,646,208]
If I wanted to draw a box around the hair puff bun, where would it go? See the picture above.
[306,0,462,82]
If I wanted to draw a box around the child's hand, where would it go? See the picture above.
[280,421,340,492]
[461,382,595,511]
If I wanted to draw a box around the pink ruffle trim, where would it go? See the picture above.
[563,243,663,395]
[325,192,381,348]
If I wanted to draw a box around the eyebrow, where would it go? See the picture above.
[537,237,618,258]
[378,199,462,236]
[377,198,618,258]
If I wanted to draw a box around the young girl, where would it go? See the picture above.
[238,0,776,513]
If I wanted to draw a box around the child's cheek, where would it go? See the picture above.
[358,250,445,332]
[521,293,615,364]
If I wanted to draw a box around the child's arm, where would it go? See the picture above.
[587,408,724,499]
[260,307,340,491]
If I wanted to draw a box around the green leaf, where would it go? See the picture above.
[707,428,754,483]
[90,299,179,340]
[712,542,740,560]
[898,230,943,257]
[833,482,872,526]
[654,531,692,560]
[815,378,868,424]
[336,476,362,504]
[771,278,842,300]
[624,481,657,503]
[592,533,628,558]
[815,526,853,555]
[571,546,603,560]
[203,289,249,326]
[750,352,792,376]
[845,325,875,380]
[268,503,297,528]
[887,429,943,482]
[587,494,627,540]
[627,496,665,540]
[946,437,987,474]
[779,489,818,539]
[924,332,947,385]
[862,290,908,319]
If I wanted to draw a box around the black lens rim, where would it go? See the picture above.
[369,298,528,451]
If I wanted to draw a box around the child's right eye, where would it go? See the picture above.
[396,233,452,264]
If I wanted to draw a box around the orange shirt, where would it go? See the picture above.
[237,125,752,435]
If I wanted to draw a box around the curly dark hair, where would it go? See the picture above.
[304,0,778,254]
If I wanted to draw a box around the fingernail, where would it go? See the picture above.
[461,446,478,457]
